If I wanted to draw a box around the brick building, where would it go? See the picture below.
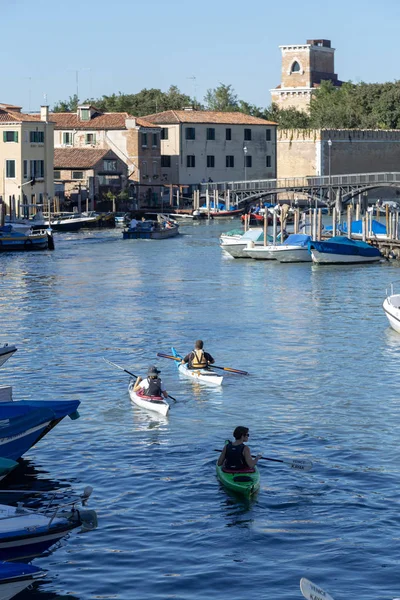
[270,39,342,112]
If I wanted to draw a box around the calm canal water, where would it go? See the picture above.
[1,221,400,600]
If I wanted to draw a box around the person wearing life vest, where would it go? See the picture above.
[133,365,168,398]
[217,426,262,472]
[181,340,214,370]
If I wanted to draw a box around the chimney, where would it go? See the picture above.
[40,106,49,122]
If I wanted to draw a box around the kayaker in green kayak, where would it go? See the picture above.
[181,340,215,370]
[217,426,262,471]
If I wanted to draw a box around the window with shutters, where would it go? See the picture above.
[185,127,195,140]
[72,171,84,180]
[3,131,18,142]
[266,129,271,141]
[266,155,271,168]
[207,155,215,168]
[160,128,169,140]
[186,155,195,168]
[226,156,234,168]
[152,133,158,147]
[30,160,44,178]
[141,133,148,147]
[5,160,15,178]
[54,170,61,180]
[226,128,232,141]
[244,129,252,141]
[85,133,96,145]
[62,132,73,145]
[30,131,44,143]
[206,128,215,140]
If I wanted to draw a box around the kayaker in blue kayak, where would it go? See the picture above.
[181,340,215,370]
[133,365,169,398]
[217,427,262,471]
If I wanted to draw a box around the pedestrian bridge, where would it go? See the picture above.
[199,172,400,207]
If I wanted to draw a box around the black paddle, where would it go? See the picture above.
[214,449,313,471]
[103,358,177,402]
[157,352,249,376]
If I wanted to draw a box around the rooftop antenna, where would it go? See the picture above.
[43,93,47,105]
[68,68,91,105]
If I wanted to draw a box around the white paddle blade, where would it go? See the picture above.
[288,459,313,471]
[300,578,334,600]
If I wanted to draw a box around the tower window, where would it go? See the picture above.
[291,61,301,73]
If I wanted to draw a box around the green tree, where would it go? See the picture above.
[204,83,239,111]
[52,94,79,113]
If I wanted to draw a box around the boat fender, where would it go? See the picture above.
[79,509,98,532]
[247,240,255,249]
[68,410,80,420]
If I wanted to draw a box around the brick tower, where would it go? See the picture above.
[270,39,341,112]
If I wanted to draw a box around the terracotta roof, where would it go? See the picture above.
[50,111,159,131]
[54,148,115,169]
[0,109,41,123]
[142,110,277,126]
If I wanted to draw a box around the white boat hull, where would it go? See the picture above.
[243,246,277,260]
[177,363,223,386]
[221,241,264,259]
[383,295,400,333]
[271,246,312,263]
[128,384,169,416]
[311,249,381,264]
[0,578,38,600]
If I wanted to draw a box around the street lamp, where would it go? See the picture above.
[327,139,332,205]
[243,145,248,183]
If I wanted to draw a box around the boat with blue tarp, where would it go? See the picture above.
[309,236,381,264]
[325,219,387,239]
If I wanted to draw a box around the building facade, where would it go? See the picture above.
[0,103,54,211]
[54,148,128,209]
[142,109,277,189]
[51,105,162,204]
[270,39,342,112]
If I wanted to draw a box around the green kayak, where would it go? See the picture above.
[216,463,260,497]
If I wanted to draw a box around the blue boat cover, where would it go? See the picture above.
[283,234,312,247]
[0,560,42,579]
[325,219,387,235]
[309,236,381,257]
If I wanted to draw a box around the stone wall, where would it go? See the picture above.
[277,129,400,179]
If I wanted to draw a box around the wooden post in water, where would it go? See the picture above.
[263,210,267,246]
[347,204,352,239]
[206,189,210,219]
[226,189,230,211]
[308,209,312,236]
[332,207,336,237]
[294,208,299,234]
[386,204,389,235]
[362,216,366,242]
[317,209,322,241]
[356,199,360,221]
[0,203,3,227]
[273,209,277,245]
[312,208,317,240]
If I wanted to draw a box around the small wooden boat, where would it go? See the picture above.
[0,225,52,251]
[171,347,223,386]
[383,287,400,333]
[128,381,169,416]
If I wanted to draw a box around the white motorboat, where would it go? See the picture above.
[268,234,312,263]
[243,244,278,260]
[220,228,264,259]
[383,287,400,333]
[171,347,223,386]
[128,382,170,416]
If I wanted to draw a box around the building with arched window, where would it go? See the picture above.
[270,39,342,112]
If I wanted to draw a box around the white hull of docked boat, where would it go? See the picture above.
[311,250,381,264]
[383,293,400,334]
[271,246,312,263]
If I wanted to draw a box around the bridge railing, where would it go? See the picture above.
[199,172,400,192]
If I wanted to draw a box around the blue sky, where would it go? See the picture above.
[2,0,400,113]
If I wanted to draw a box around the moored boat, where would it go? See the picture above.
[171,347,223,386]
[0,561,44,600]
[268,234,312,263]
[220,228,264,259]
[0,346,17,370]
[216,463,260,497]
[0,225,52,251]
[128,381,169,416]
[383,287,400,333]
[0,487,97,561]
[309,236,381,264]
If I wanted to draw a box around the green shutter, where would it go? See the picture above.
[93,134,96,144]
[14,132,18,143]
[3,132,6,142]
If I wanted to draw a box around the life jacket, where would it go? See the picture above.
[190,349,207,369]
[144,377,162,397]
[223,442,247,471]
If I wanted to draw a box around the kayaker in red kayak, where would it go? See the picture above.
[217,427,262,471]
[181,340,215,370]
[133,365,169,398]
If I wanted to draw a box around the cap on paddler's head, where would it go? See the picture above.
[147,365,161,376]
